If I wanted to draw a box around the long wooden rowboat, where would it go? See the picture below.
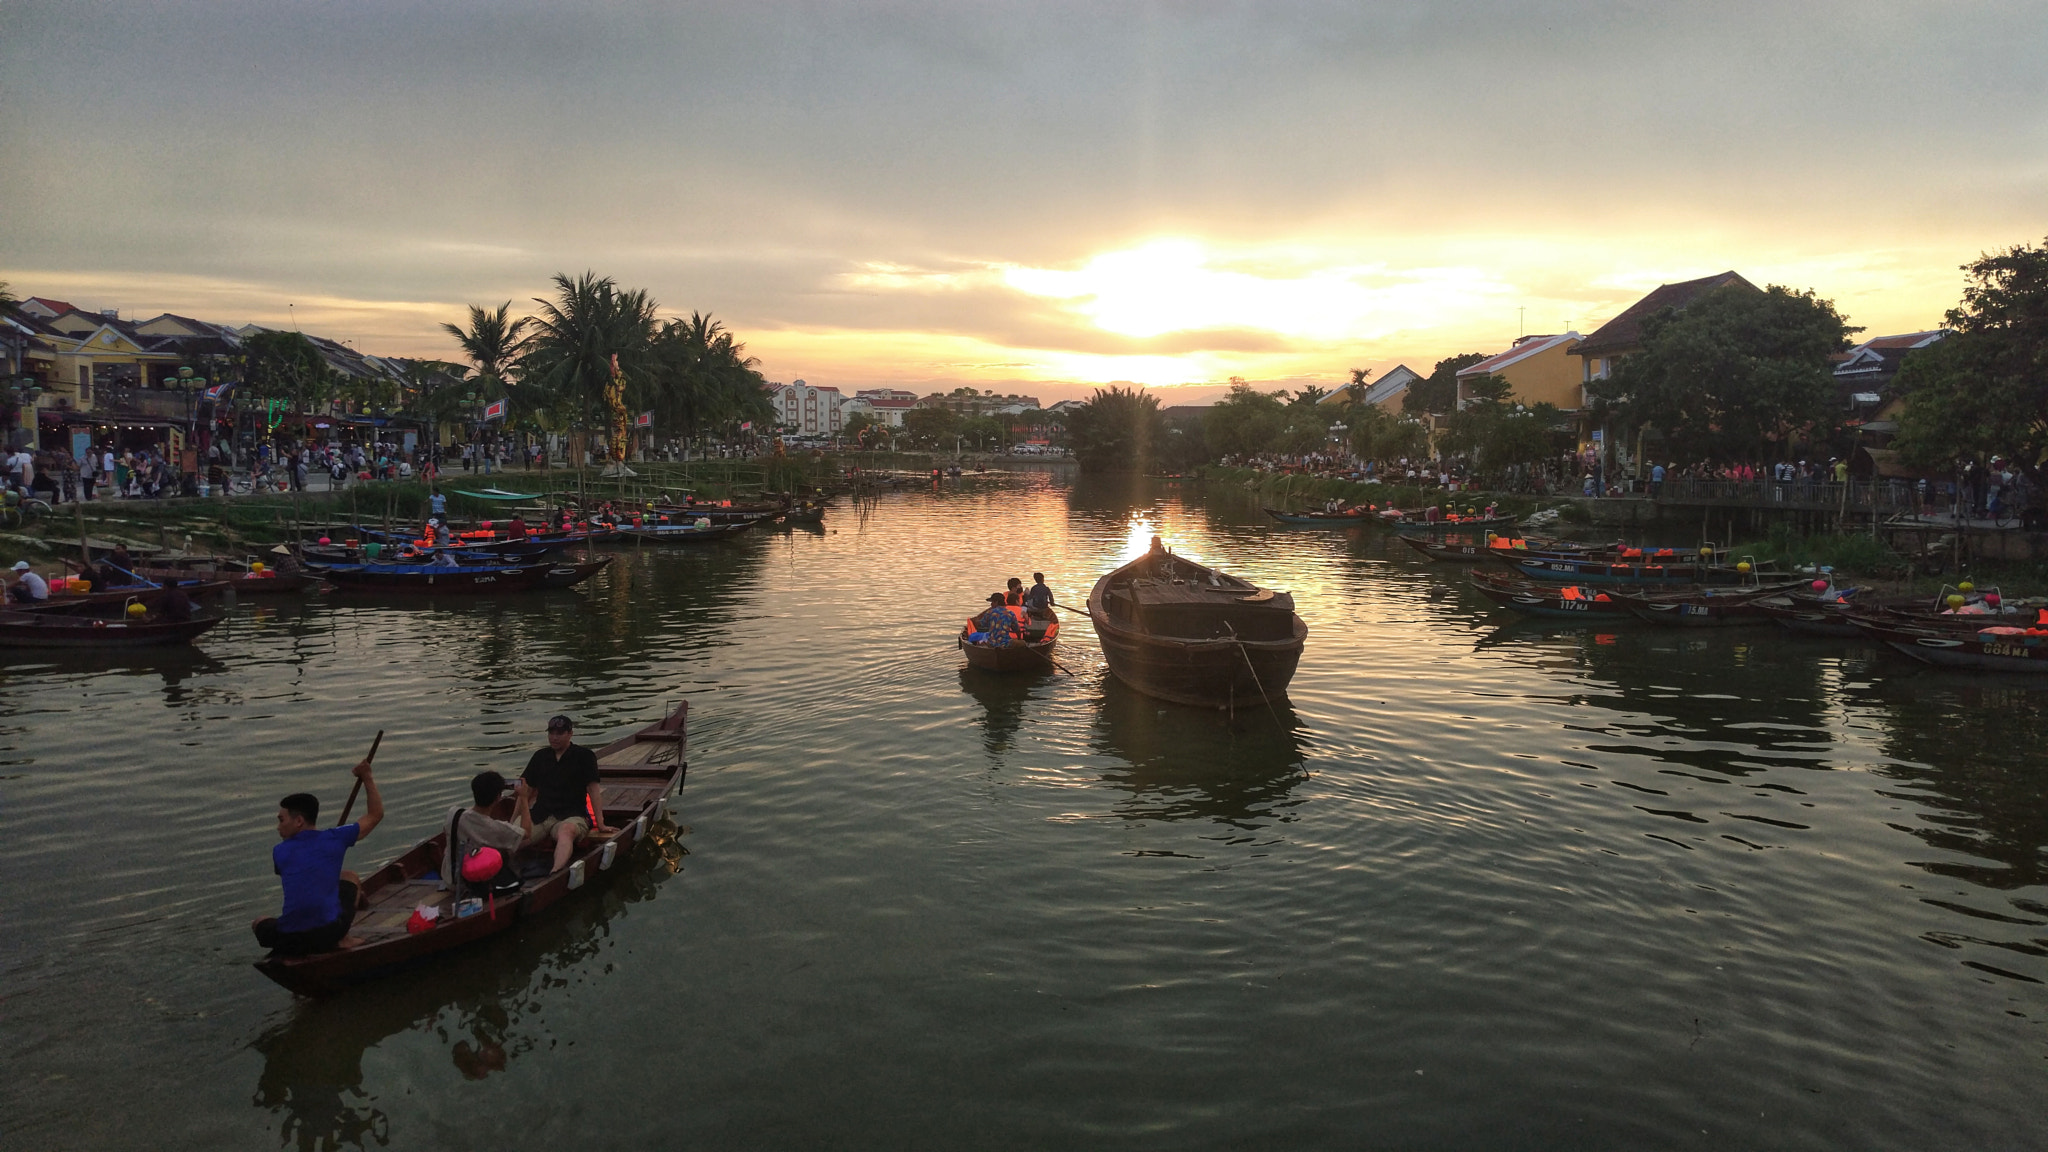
[610,521,754,544]
[34,579,233,612]
[959,609,1061,673]
[1264,507,1374,526]
[254,701,690,996]
[1469,569,1633,617]
[315,557,609,592]
[1401,536,1512,563]
[1087,538,1306,709]
[1393,514,1520,536]
[0,610,222,647]
[1614,581,1807,627]
[1509,557,1768,586]
[1848,617,2048,673]
[133,567,317,595]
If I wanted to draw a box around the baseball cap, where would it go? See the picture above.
[547,714,574,732]
[11,561,28,571]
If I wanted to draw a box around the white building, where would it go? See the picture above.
[770,379,846,437]
[848,388,920,428]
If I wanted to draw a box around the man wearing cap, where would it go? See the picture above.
[521,715,613,872]
[8,561,47,603]
[965,593,1020,647]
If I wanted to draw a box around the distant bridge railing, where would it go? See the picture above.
[1650,477,1932,514]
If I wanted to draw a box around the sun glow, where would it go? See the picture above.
[1002,239,1508,342]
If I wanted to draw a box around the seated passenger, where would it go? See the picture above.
[967,594,1020,647]
[442,769,533,896]
[521,715,614,873]
[1005,577,1025,607]
[1022,572,1054,615]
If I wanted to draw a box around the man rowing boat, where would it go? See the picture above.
[253,757,383,956]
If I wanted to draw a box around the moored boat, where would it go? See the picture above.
[1613,581,1808,627]
[253,702,689,996]
[1469,568,1633,617]
[1264,507,1374,526]
[1087,537,1306,709]
[0,609,223,647]
[1509,555,1774,586]
[1393,514,1520,536]
[1849,616,2048,673]
[959,608,1060,673]
[316,557,610,592]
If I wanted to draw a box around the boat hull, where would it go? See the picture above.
[1851,619,2048,673]
[1264,508,1372,526]
[1469,572,1632,618]
[317,558,609,592]
[0,612,222,647]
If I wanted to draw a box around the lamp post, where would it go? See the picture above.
[6,374,43,451]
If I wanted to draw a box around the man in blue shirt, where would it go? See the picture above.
[252,757,384,956]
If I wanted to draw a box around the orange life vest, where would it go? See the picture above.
[1006,590,1023,606]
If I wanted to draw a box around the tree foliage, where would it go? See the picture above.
[242,330,335,413]
[1345,402,1429,462]
[647,312,772,437]
[1403,353,1485,417]
[516,272,660,432]
[1895,237,2048,485]
[1067,386,1164,472]
[1203,379,1287,458]
[902,404,961,448]
[1586,284,1854,460]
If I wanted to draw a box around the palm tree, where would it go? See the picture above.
[518,272,659,460]
[648,311,772,443]
[440,302,528,393]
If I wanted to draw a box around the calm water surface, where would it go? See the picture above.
[6,470,2047,1150]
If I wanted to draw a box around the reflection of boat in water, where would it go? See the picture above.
[252,820,686,1144]
[1087,537,1306,710]
[957,666,1036,755]
[1090,675,1307,829]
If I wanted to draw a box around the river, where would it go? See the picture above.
[6,468,2045,1150]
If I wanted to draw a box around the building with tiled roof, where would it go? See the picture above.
[1573,271,1756,382]
[1455,333,1583,410]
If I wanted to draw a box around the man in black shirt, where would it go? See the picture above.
[520,715,613,872]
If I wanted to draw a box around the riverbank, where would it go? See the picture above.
[1200,464,2047,593]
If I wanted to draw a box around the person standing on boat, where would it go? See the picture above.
[521,715,614,873]
[253,757,383,956]
[429,491,448,519]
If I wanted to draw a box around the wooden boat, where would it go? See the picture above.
[254,701,689,996]
[1508,556,1773,586]
[1754,594,1866,637]
[610,520,754,544]
[1392,514,1520,536]
[1849,617,2048,673]
[1264,507,1374,526]
[0,609,222,647]
[317,557,610,592]
[1612,581,1808,627]
[779,503,826,526]
[1087,538,1306,709]
[39,577,232,610]
[959,608,1060,672]
[1469,568,1634,617]
[1399,536,1522,563]
[133,566,317,595]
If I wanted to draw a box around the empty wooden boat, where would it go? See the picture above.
[1086,537,1306,710]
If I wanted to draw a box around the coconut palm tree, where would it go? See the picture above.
[440,302,528,392]
[648,311,772,441]
[518,272,660,455]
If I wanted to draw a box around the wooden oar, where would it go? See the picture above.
[334,730,384,827]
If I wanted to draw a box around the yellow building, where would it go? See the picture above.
[1455,332,1583,410]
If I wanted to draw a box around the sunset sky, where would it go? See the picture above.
[3,1,2042,403]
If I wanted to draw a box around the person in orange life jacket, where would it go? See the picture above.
[253,756,383,956]
[442,769,532,896]
[522,715,614,873]
[968,593,1020,647]
[1005,577,1025,606]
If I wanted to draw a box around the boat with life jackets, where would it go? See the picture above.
[958,602,1061,673]
[253,701,689,996]
[1468,568,1633,617]
[1087,537,1306,710]
[1848,615,2048,674]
